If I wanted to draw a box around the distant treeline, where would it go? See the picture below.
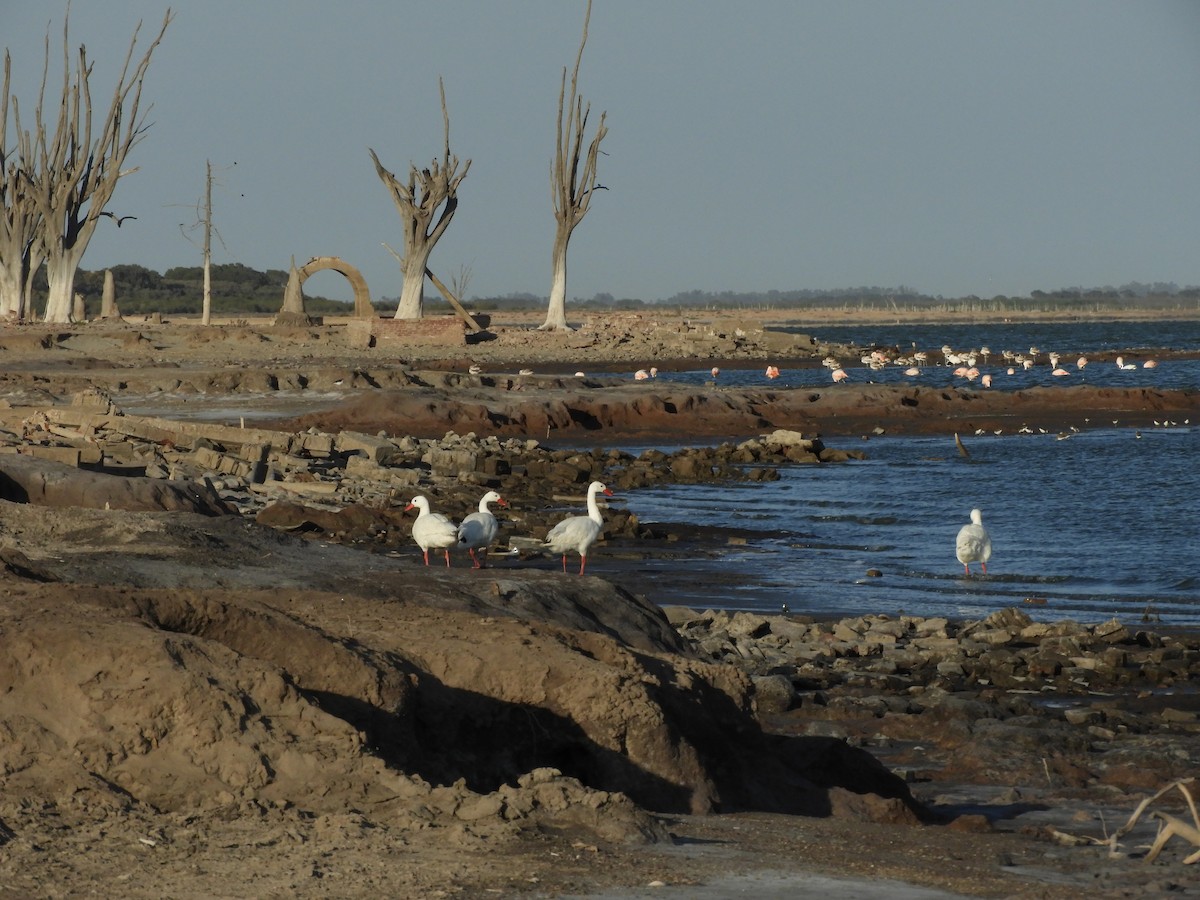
[55,264,1200,316]
[59,263,352,316]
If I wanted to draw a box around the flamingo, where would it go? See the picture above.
[904,366,920,377]
[1143,359,1158,369]
[710,366,720,379]
[765,365,780,379]
[405,495,458,567]
[1052,367,1069,377]
[634,369,650,380]
[955,508,993,576]
[1115,356,1136,370]
[980,373,993,388]
[1076,356,1088,369]
[457,490,508,568]
[649,366,658,378]
[831,368,849,383]
[544,481,613,575]
[468,364,482,376]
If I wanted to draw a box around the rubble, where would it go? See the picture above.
[0,391,862,549]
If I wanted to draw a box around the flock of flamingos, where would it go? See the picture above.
[630,345,1158,386]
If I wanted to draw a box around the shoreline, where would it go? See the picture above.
[0,311,1198,897]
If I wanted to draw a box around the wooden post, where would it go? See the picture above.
[202,160,213,325]
[425,267,483,332]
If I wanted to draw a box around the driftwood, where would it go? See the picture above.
[1063,778,1200,863]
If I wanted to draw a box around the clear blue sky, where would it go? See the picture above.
[4,1,1200,304]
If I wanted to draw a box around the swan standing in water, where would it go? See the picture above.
[405,495,458,567]
[956,508,993,576]
[457,490,508,568]
[545,481,613,575]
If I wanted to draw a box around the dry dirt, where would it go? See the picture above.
[0,309,1198,898]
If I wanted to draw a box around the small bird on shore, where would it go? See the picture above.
[457,490,508,568]
[956,508,992,576]
[545,481,613,575]
[405,495,458,567]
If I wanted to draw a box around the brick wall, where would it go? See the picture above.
[346,316,466,347]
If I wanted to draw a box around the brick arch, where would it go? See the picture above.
[289,256,375,318]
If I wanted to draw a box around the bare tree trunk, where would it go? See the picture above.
[540,0,607,332]
[0,260,20,319]
[43,244,87,322]
[545,223,572,330]
[27,10,172,322]
[397,245,433,318]
[0,52,40,320]
[370,78,470,320]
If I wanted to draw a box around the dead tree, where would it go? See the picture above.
[369,78,470,320]
[541,0,608,332]
[0,52,44,320]
[24,9,172,323]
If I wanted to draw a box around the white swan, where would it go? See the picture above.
[955,508,992,576]
[405,495,458,567]
[456,490,508,568]
[544,481,613,575]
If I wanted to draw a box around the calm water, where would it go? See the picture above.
[618,320,1200,627]
[625,426,1199,626]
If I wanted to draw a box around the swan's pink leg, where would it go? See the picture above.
[443,549,451,567]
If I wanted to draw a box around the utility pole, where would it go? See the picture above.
[202,159,213,325]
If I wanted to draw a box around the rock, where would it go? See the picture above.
[752,674,797,715]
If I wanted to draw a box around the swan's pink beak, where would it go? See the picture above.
[497,497,509,507]
[404,502,415,512]
[603,489,614,497]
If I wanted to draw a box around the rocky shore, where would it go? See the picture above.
[0,313,1198,897]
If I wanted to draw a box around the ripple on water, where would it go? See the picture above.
[629,425,1200,626]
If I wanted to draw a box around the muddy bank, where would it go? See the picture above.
[271,376,1197,441]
